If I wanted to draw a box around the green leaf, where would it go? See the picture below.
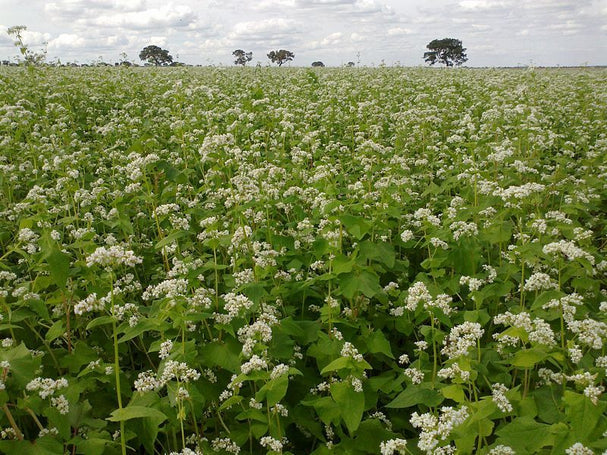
[495,416,552,453]
[46,249,70,289]
[563,391,607,442]
[330,381,364,435]
[441,384,466,403]
[339,269,382,299]
[303,396,341,426]
[386,385,443,408]
[219,395,243,411]
[341,215,371,240]
[332,254,355,275]
[359,240,395,268]
[75,437,107,455]
[107,406,167,422]
[45,319,65,342]
[129,393,167,453]
[200,339,242,373]
[154,230,189,250]
[256,375,289,406]
[86,316,114,330]
[366,330,394,358]
[320,357,352,375]
[510,348,547,368]
[480,221,513,244]
[118,318,161,343]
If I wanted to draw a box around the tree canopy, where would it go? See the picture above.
[423,38,468,67]
[311,61,325,67]
[267,49,294,66]
[139,45,173,66]
[233,49,253,66]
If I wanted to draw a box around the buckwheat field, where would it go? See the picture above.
[0,66,606,454]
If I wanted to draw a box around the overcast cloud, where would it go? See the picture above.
[1,0,605,66]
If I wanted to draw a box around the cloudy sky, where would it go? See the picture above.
[1,0,606,66]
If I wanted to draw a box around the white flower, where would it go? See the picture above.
[523,272,558,292]
[159,340,173,359]
[400,230,414,242]
[380,438,407,455]
[491,383,513,413]
[86,245,142,268]
[489,445,516,455]
[441,322,484,359]
[565,443,594,455]
[259,436,283,453]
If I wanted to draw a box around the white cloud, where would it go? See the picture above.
[387,27,412,36]
[48,33,86,49]
[86,4,197,29]
[0,0,605,66]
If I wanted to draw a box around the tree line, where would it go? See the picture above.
[4,26,468,68]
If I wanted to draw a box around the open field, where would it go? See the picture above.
[0,66,606,454]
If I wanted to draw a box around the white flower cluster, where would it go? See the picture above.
[51,394,70,415]
[491,383,513,413]
[449,221,478,241]
[405,282,453,315]
[142,278,188,301]
[460,275,485,292]
[494,311,556,347]
[73,293,104,315]
[565,443,594,455]
[441,322,484,359]
[488,445,516,455]
[379,438,407,455]
[240,355,268,375]
[17,228,39,253]
[567,318,607,350]
[259,436,284,453]
[523,272,558,292]
[404,367,424,384]
[85,245,142,268]
[542,240,595,265]
[252,241,280,268]
[211,437,240,454]
[158,340,173,359]
[583,384,604,405]
[340,341,364,362]
[26,377,68,399]
[270,363,290,380]
[412,208,441,227]
[495,182,545,201]
[223,293,254,319]
[168,448,203,455]
[410,406,469,454]
[542,293,583,323]
[134,360,200,392]
[238,313,277,357]
[228,225,253,254]
[400,230,414,242]
[437,362,470,382]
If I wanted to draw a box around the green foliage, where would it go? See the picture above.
[138,45,173,66]
[0,66,605,454]
[267,49,294,66]
[424,38,468,67]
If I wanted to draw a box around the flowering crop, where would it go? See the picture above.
[0,65,606,454]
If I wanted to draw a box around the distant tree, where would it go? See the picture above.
[346,61,355,67]
[6,25,47,65]
[311,61,325,67]
[233,49,253,66]
[139,45,173,66]
[267,49,294,66]
[423,38,467,67]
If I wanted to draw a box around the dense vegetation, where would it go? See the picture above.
[0,66,606,454]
